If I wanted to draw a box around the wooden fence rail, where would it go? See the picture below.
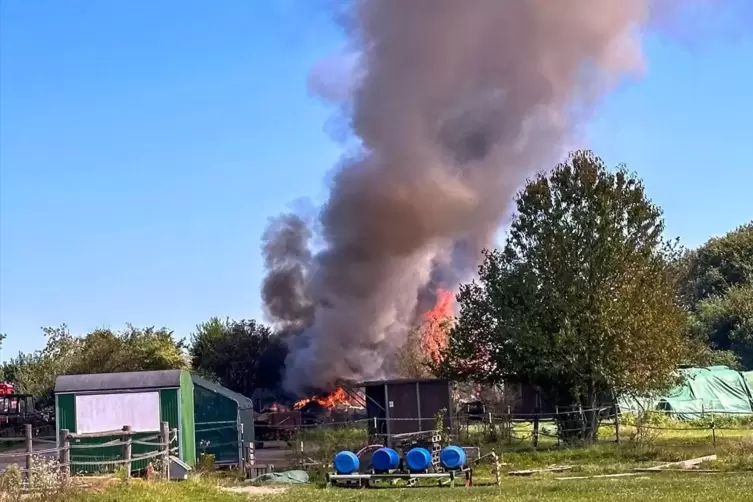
[0,422,176,483]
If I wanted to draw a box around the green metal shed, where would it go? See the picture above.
[54,370,255,472]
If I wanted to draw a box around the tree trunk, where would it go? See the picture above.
[584,381,599,443]
[556,381,602,444]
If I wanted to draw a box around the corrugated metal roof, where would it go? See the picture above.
[55,370,183,393]
[191,374,255,410]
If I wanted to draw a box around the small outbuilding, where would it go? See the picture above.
[55,369,255,472]
[361,378,454,438]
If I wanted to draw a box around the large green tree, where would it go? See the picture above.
[677,222,753,368]
[439,150,689,441]
[678,222,753,308]
[190,317,287,397]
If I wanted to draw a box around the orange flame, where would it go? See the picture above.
[421,288,454,364]
[293,387,351,410]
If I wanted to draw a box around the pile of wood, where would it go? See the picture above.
[555,455,718,480]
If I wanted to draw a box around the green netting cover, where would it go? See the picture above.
[620,366,753,421]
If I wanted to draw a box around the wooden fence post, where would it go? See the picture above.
[486,412,492,441]
[555,406,561,447]
[122,426,132,478]
[506,406,512,444]
[25,424,33,485]
[160,422,170,479]
[59,429,70,479]
[614,405,621,444]
[238,422,244,470]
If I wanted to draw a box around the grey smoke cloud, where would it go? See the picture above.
[261,214,314,332]
[261,0,690,393]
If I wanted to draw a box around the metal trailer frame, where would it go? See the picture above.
[326,468,474,489]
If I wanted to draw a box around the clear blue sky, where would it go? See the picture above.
[1,1,751,359]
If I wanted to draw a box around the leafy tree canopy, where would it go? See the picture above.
[2,324,187,407]
[438,150,689,438]
[190,317,286,397]
[678,222,753,308]
[688,285,753,370]
[675,222,753,368]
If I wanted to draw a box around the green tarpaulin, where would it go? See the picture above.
[620,366,753,421]
[744,371,753,398]
[249,470,309,485]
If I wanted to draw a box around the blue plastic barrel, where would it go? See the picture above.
[333,451,360,474]
[371,447,400,472]
[405,447,432,472]
[439,446,467,470]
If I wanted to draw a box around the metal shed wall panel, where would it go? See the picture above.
[418,380,452,429]
[56,393,76,434]
[179,370,196,466]
[388,382,420,435]
[193,384,239,465]
[363,379,453,437]
[159,389,180,438]
[365,385,387,436]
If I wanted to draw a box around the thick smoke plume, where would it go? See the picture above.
[263,0,655,394]
[261,214,315,334]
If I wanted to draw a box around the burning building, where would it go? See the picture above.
[253,385,366,440]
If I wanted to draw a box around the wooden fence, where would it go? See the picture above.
[0,422,177,483]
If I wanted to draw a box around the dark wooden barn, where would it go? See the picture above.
[360,378,453,439]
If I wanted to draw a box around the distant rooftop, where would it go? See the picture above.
[356,378,449,387]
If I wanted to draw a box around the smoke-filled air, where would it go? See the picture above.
[262,0,654,394]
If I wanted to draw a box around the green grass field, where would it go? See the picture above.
[63,474,753,502]
[61,433,753,502]
[21,415,753,501]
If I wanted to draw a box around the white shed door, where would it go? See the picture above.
[75,392,161,433]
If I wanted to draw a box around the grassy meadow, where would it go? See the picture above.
[7,413,752,501]
[60,472,753,502]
